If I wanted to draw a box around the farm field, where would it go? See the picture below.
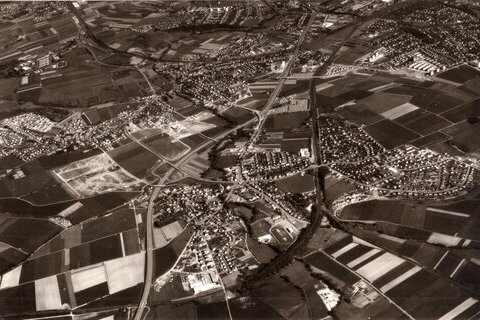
[305,232,480,320]
[108,140,160,179]
[142,132,190,161]
[339,199,480,242]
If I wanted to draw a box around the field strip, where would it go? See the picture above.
[434,251,450,270]
[331,242,358,258]
[380,266,421,293]
[35,276,62,311]
[58,201,83,218]
[368,82,398,92]
[438,298,478,320]
[450,258,466,278]
[315,83,334,92]
[71,264,107,292]
[120,233,126,257]
[356,252,405,282]
[51,171,82,198]
[427,207,470,218]
[0,240,27,254]
[347,248,381,268]
[0,265,21,289]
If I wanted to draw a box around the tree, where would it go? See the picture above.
[467,116,479,124]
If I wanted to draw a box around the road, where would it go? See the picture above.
[133,186,160,320]
[246,12,317,149]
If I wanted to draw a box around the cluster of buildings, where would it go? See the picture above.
[1,97,173,162]
[238,151,311,181]
[358,4,480,72]
[214,34,286,61]
[156,48,290,109]
[249,181,311,223]
[145,2,270,32]
[319,116,385,164]
[1,112,54,134]
[319,116,479,200]
[269,12,311,35]
[153,186,258,282]
[0,128,23,149]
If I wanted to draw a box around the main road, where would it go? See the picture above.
[247,12,317,149]
[133,186,159,320]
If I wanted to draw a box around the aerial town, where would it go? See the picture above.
[0,0,479,319]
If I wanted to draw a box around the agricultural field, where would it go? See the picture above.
[142,132,190,161]
[316,68,480,155]
[304,231,480,320]
[0,200,144,313]
[108,140,160,180]
[338,198,480,242]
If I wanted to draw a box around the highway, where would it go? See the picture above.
[133,186,160,320]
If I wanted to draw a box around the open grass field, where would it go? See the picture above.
[222,106,256,125]
[20,149,102,175]
[143,132,190,161]
[22,184,74,205]
[154,226,192,278]
[0,218,61,253]
[324,175,357,203]
[304,250,360,287]
[108,140,159,179]
[365,119,420,149]
[0,282,36,315]
[0,78,19,99]
[340,198,480,241]
[358,92,411,114]
[436,64,480,84]
[383,84,425,97]
[442,121,480,154]
[336,103,384,125]
[246,236,277,264]
[441,98,480,123]
[81,207,137,243]
[19,250,64,283]
[264,111,310,129]
[274,173,315,193]
[67,191,138,224]
[253,275,308,319]
[411,131,449,148]
[179,133,209,148]
[280,137,310,153]
[0,198,73,218]
[0,246,27,275]
[0,170,62,201]
[82,102,134,125]
[78,283,142,309]
[70,234,123,269]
